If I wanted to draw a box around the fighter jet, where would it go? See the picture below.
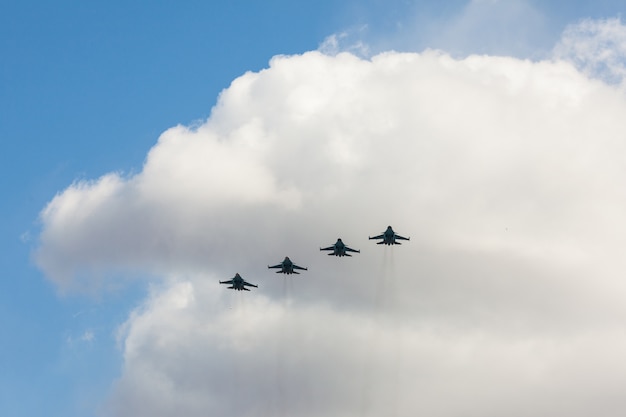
[268,257,308,274]
[320,238,360,256]
[219,273,258,291]
[369,225,410,245]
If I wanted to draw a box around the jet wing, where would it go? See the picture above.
[369,234,384,240]
[243,281,258,288]
[219,279,234,285]
[320,246,335,251]
[345,247,360,253]
[293,264,307,270]
[268,263,283,269]
[395,234,410,241]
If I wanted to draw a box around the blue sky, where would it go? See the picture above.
[3,1,626,416]
[2,3,339,413]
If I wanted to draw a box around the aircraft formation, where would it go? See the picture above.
[220,225,409,291]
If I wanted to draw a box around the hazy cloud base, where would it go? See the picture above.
[37,19,626,417]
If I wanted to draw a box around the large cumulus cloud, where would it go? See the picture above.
[37,23,626,417]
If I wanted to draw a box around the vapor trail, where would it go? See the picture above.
[359,245,391,416]
[225,291,246,414]
[387,247,400,417]
[360,245,404,417]
[274,275,296,416]
[283,275,289,305]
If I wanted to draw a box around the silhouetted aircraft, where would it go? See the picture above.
[220,273,258,291]
[268,257,308,274]
[320,238,360,256]
[369,225,410,245]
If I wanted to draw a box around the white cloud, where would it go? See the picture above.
[356,0,551,59]
[554,17,626,85]
[37,25,626,416]
[435,0,548,56]
[105,279,626,417]
[318,26,371,58]
[66,329,95,347]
